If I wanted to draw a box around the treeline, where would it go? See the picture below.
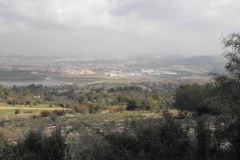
[0,84,172,113]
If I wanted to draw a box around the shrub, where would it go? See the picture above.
[126,97,143,110]
[74,104,89,114]
[89,104,101,114]
[15,109,20,114]
[66,133,112,160]
[195,117,212,160]
[175,83,218,115]
[53,110,67,116]
[108,106,125,113]
[0,134,12,159]
[40,110,50,117]
[50,114,57,122]
[43,128,66,160]
[3,128,66,160]
[222,116,240,158]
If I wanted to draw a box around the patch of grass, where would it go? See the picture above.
[0,103,71,117]
[0,109,15,116]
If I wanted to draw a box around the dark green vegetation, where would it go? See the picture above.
[1,33,240,159]
[0,128,65,160]
[175,83,219,115]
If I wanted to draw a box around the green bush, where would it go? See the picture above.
[195,117,212,160]
[175,83,219,115]
[66,133,112,160]
[40,110,50,117]
[0,134,16,160]
[74,104,89,114]
[53,110,67,116]
[126,97,144,110]
[1,128,66,160]
[15,109,20,114]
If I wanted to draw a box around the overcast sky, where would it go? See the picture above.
[0,0,239,56]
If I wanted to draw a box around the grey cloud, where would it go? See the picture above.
[110,0,188,21]
[0,0,239,56]
[110,0,240,30]
[0,1,68,31]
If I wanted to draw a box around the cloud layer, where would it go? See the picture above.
[0,0,240,56]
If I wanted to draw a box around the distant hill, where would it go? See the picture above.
[126,55,226,74]
[0,55,226,75]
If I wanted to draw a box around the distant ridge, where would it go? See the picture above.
[126,55,226,74]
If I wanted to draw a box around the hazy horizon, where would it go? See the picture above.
[0,0,239,56]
